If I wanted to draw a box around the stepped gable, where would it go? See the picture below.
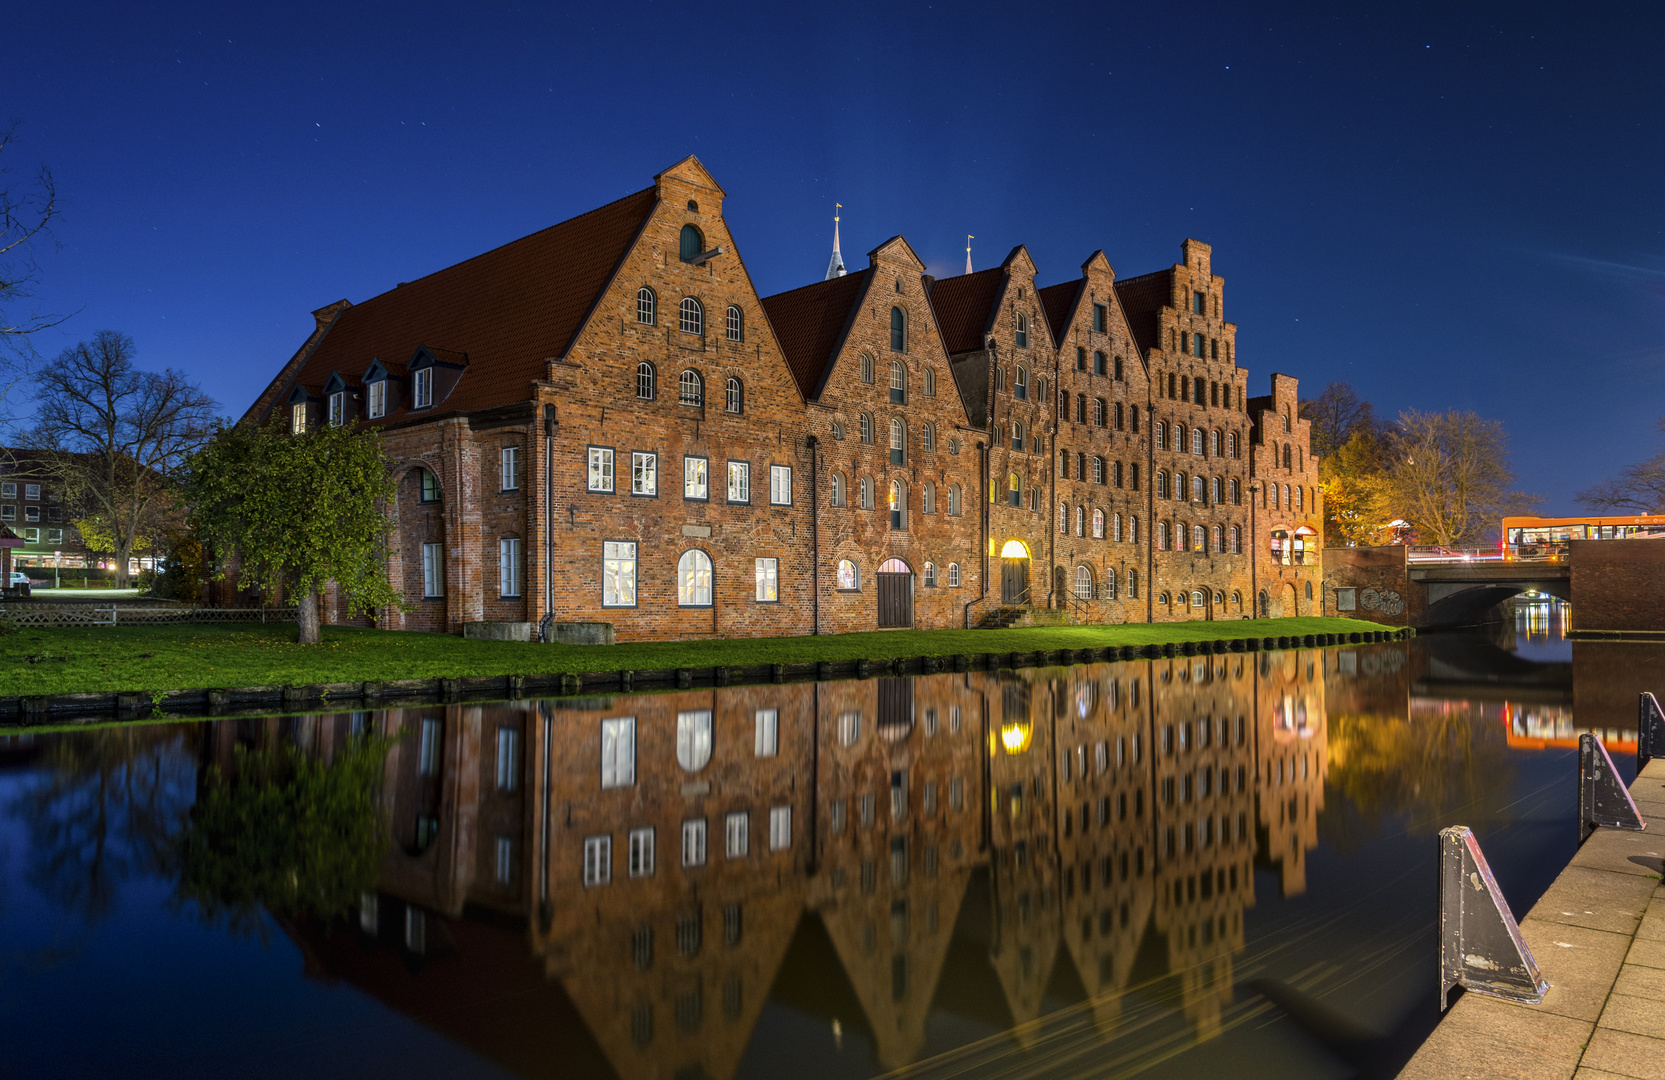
[758,268,871,400]
[1112,269,1172,360]
[268,185,659,423]
[926,266,1005,355]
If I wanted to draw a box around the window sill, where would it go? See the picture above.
[836,588,862,594]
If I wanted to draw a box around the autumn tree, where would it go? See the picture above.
[1576,418,1665,513]
[1319,427,1395,546]
[1382,408,1539,546]
[1300,382,1377,456]
[27,331,218,587]
[181,420,401,644]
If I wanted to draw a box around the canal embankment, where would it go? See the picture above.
[1399,761,1665,1080]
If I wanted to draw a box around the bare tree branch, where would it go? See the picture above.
[1576,420,1665,513]
[0,123,70,365]
[1383,408,1540,546]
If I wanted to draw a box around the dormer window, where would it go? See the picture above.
[413,367,433,409]
[328,390,346,428]
[368,380,387,418]
[291,402,308,435]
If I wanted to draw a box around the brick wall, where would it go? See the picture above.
[1570,538,1665,633]
[1320,545,1415,626]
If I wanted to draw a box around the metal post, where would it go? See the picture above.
[1579,732,1645,844]
[1640,693,1665,773]
[1439,825,1548,1010]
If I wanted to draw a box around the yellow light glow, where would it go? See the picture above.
[1000,720,1032,754]
[1000,539,1030,559]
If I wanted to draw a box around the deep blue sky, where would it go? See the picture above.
[6,1,1662,513]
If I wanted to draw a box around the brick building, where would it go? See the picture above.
[243,157,1321,639]
[0,452,94,576]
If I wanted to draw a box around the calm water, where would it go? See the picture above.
[0,616,1655,1080]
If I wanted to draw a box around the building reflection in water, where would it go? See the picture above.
[184,646,1364,1080]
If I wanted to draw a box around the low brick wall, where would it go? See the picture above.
[1321,546,1415,626]
[1569,539,1665,634]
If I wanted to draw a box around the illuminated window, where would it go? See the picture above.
[837,559,860,590]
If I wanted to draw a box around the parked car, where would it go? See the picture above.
[8,571,28,586]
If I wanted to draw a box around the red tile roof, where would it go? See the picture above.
[264,186,659,424]
[1037,279,1081,346]
[926,268,1005,355]
[1112,270,1172,359]
[758,269,871,400]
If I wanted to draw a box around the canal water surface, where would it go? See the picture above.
[1,620,1658,1079]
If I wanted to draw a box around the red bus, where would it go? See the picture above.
[1502,513,1665,561]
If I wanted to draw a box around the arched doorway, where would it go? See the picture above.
[877,557,914,628]
[1000,539,1030,605]
[1284,582,1300,617]
[1258,589,1270,618]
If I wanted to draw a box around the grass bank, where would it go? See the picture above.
[0,617,1397,698]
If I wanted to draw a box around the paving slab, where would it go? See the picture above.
[1569,829,1665,878]
[1636,898,1665,942]
[1574,1070,1640,1080]
[1622,937,1665,971]
[1520,920,1636,1022]
[1613,963,1665,1002]
[1597,993,1665,1040]
[1398,997,1592,1080]
[1580,1027,1665,1079]
[1529,868,1658,935]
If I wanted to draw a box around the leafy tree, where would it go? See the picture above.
[1382,408,1540,546]
[28,331,218,587]
[181,420,401,643]
[1576,418,1665,513]
[1319,428,1395,546]
[1299,381,1377,456]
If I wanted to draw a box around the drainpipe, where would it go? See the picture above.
[543,404,555,630]
[1250,481,1260,619]
[965,438,990,629]
[808,435,820,635]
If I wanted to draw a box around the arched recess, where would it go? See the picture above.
[877,557,914,629]
[999,539,1030,606]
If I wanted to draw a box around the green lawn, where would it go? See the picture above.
[0,616,1398,698]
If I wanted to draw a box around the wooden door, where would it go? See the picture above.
[877,572,913,627]
[1001,558,1030,605]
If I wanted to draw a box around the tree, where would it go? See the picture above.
[0,125,67,375]
[1319,427,1395,546]
[181,420,402,644]
[1576,419,1665,513]
[1299,382,1376,456]
[1382,409,1540,547]
[28,331,218,587]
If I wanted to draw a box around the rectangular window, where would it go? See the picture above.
[583,835,611,886]
[684,456,708,500]
[495,836,514,885]
[501,445,520,491]
[601,717,635,788]
[602,541,637,607]
[0,505,12,520]
[949,777,964,811]
[755,708,778,756]
[23,507,38,522]
[498,537,522,597]
[754,558,778,602]
[1093,302,1107,332]
[413,367,433,408]
[418,718,442,775]
[631,451,657,496]
[328,391,345,427]
[22,528,37,543]
[46,528,62,543]
[682,819,707,867]
[587,447,615,493]
[726,811,749,858]
[421,542,444,598]
[367,380,387,418]
[727,461,749,503]
[769,465,792,505]
[629,827,655,877]
[0,483,14,498]
[291,402,307,434]
[495,726,520,791]
[769,806,791,851]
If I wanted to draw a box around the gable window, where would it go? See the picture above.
[1094,351,1106,376]
[1092,508,1105,538]
[603,541,637,606]
[1092,457,1105,484]
[677,550,713,607]
[1015,312,1029,348]
[888,360,907,404]
[1077,347,1087,372]
[631,452,657,496]
[637,287,656,325]
[1011,422,1023,451]
[328,390,346,428]
[859,413,873,444]
[1093,303,1107,332]
[1155,422,1166,450]
[587,448,615,493]
[1192,428,1205,455]
[861,354,874,383]
[1156,471,1168,499]
[888,480,906,531]
[422,542,445,597]
[727,461,750,503]
[1192,475,1205,502]
[1014,366,1028,400]
[418,467,442,503]
[922,481,936,514]
[1094,399,1106,427]
[924,367,936,397]
[291,402,308,434]
[770,465,792,505]
[679,297,703,336]
[726,377,743,414]
[679,369,703,406]
[679,224,703,263]
[1114,512,1123,541]
[501,446,520,491]
[601,717,636,788]
[636,361,656,400]
[413,368,433,409]
[1008,473,1022,507]
[726,305,743,342]
[499,537,522,597]
[837,559,860,590]
[755,558,778,602]
[889,307,906,352]
[924,562,937,587]
[684,456,708,500]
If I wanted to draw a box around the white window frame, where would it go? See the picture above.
[367,380,387,419]
[601,717,636,788]
[948,562,961,587]
[769,806,792,852]
[725,811,749,858]
[677,549,713,607]
[677,710,713,772]
[495,726,520,791]
[726,304,743,341]
[755,708,778,756]
[413,367,433,408]
[682,818,708,867]
[498,537,522,598]
[683,456,709,500]
[291,401,308,434]
[328,390,345,427]
[769,465,792,506]
[422,542,444,598]
[727,460,750,504]
[631,451,657,496]
[628,827,655,878]
[583,835,611,886]
[587,447,615,493]
[754,557,778,602]
[602,541,637,607]
[501,445,520,491]
[679,297,703,335]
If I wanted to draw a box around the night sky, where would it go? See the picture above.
[6,1,1661,514]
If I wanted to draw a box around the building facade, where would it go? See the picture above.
[243,157,1321,639]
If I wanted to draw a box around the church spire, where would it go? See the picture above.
[965,234,974,275]
[824,204,846,279]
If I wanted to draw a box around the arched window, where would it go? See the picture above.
[1297,486,1305,511]
[995,367,1005,391]
[1231,478,1241,505]
[679,297,703,335]
[679,224,703,262]
[1306,580,1314,599]
[1228,432,1239,458]
[1212,525,1223,552]
[726,305,743,342]
[859,413,873,443]
[889,307,906,352]
[1192,524,1206,550]
[948,562,961,587]
[1104,567,1117,599]
[1283,445,1293,469]
[1074,565,1094,600]
[924,367,936,397]
[948,484,961,516]
[636,287,656,325]
[837,559,860,590]
[725,377,743,414]
[677,550,713,607]
[1192,589,1206,607]
[1015,312,1029,348]
[924,562,937,587]
[679,369,703,406]
[1213,476,1224,503]
[1095,399,1106,427]
[1059,500,1068,534]
[1270,484,1280,509]
[1210,429,1221,457]
[1094,351,1106,376]
[1128,569,1138,598]
[922,422,936,452]
[1075,505,1086,536]
[1008,473,1022,507]
[1160,591,1171,605]
[1175,425,1186,453]
[1157,521,1169,550]
[1283,411,1292,433]
[1233,590,1243,609]
[922,481,936,514]
[1092,457,1105,484]
[860,354,874,383]
[1012,421,1024,451]
[859,477,873,509]
[890,418,906,465]
[1156,471,1168,499]
[1192,475,1204,502]
[677,710,712,771]
[1092,508,1105,538]
[1192,428,1204,455]
[1114,512,1123,541]
[889,480,905,530]
[636,361,656,400]
[890,360,906,403]
[1175,472,1187,500]
[1155,422,1166,450]
[1231,525,1242,553]
[1014,366,1028,399]
[831,472,846,507]
[1036,376,1046,402]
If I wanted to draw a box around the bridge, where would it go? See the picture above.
[1409,556,1571,627]
[1325,546,1585,629]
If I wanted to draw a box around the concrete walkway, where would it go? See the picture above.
[1400,760,1665,1080]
